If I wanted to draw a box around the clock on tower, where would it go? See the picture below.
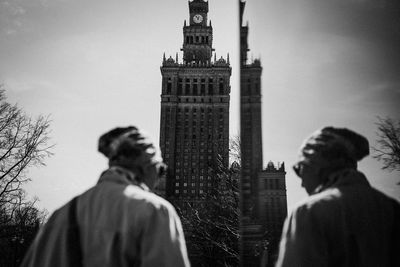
[189,0,208,26]
[193,14,203,23]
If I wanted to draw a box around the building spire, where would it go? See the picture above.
[227,53,230,64]
[176,52,179,63]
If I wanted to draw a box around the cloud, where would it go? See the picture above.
[0,0,69,37]
[0,1,26,35]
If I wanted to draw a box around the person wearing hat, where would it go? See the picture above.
[276,127,400,267]
[21,126,190,267]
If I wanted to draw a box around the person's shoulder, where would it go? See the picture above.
[36,197,77,233]
[300,188,341,207]
[291,188,342,217]
[123,185,176,213]
[371,186,400,209]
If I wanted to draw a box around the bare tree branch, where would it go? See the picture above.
[0,87,51,266]
[229,134,241,165]
[0,89,53,203]
[177,143,241,266]
[372,116,400,172]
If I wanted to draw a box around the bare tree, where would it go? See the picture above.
[178,145,241,267]
[0,87,51,266]
[372,117,400,172]
[229,134,241,165]
[0,88,53,207]
[0,191,47,266]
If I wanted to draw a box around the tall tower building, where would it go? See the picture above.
[159,0,231,211]
[240,0,263,219]
[258,162,287,266]
[239,2,265,266]
[240,1,287,267]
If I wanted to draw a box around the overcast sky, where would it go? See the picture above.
[0,0,399,214]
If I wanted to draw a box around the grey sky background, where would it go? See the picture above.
[0,0,399,214]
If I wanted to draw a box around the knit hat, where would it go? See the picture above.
[98,126,163,167]
[294,127,369,173]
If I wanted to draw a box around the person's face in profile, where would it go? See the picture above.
[141,159,167,190]
[294,163,321,195]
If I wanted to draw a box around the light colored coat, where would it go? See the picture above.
[276,169,400,267]
[21,167,190,267]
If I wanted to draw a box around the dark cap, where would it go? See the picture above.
[98,126,163,165]
[295,126,369,170]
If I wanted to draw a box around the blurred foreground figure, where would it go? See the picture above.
[276,127,400,267]
[21,126,190,267]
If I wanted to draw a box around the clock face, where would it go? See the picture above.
[193,14,203,24]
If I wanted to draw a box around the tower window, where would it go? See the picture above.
[178,79,183,95]
[195,36,199,43]
[167,82,172,94]
[185,84,190,95]
[255,82,260,94]
[219,78,224,94]
[209,78,214,95]
[193,84,198,95]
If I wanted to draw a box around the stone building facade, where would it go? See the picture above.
[159,0,231,214]
[240,1,288,266]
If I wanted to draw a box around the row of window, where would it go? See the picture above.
[175,172,213,178]
[177,114,224,122]
[174,106,225,113]
[163,97,226,103]
[185,35,210,45]
[161,111,225,130]
[175,182,212,187]
[263,179,284,190]
[165,77,227,96]
[175,189,206,195]
[175,169,214,177]
[243,78,261,95]
[168,140,225,148]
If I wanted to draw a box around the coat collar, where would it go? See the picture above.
[314,168,370,194]
[97,166,150,192]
